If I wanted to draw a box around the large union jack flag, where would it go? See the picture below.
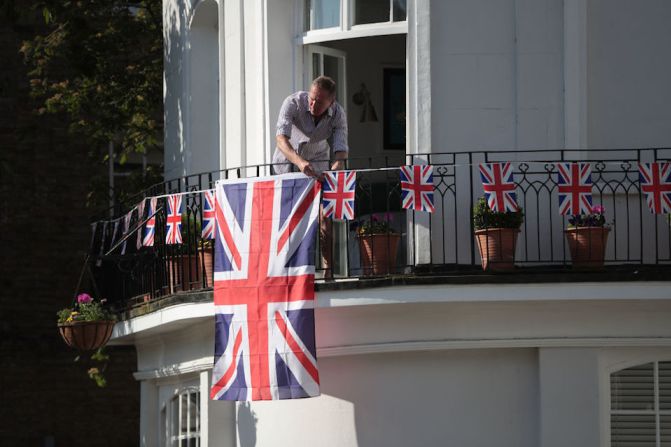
[639,162,671,214]
[202,190,216,239]
[557,162,593,215]
[479,163,518,212]
[400,165,435,213]
[142,197,158,247]
[211,173,322,401]
[165,194,183,245]
[322,170,356,220]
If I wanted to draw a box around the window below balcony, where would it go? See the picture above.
[164,387,201,447]
[610,361,671,446]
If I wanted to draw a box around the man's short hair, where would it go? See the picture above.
[312,76,336,97]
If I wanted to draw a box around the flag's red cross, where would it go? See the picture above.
[211,181,320,400]
[402,166,433,208]
[641,163,671,213]
[166,210,181,228]
[323,171,355,218]
[483,164,516,211]
[559,163,592,215]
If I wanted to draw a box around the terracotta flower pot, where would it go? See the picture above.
[565,226,610,268]
[474,228,520,271]
[58,320,115,351]
[358,233,401,276]
[168,246,214,292]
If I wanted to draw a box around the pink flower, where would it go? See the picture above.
[77,293,93,304]
[592,205,605,214]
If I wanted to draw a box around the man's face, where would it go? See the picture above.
[308,85,334,117]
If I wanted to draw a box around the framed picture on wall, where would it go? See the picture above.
[383,67,406,150]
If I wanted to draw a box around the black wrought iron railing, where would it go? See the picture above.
[90,148,671,311]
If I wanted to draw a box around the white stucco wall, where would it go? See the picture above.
[243,348,538,447]
[189,0,220,176]
[430,0,564,152]
[164,0,220,181]
[121,281,671,447]
[587,0,671,148]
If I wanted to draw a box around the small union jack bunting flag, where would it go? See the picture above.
[165,194,183,245]
[143,197,158,247]
[400,165,435,213]
[202,190,216,239]
[557,162,593,215]
[136,199,146,250]
[322,171,356,220]
[479,163,518,212]
[120,210,133,255]
[639,162,671,214]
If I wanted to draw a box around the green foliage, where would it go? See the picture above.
[473,197,524,230]
[57,299,115,324]
[355,213,397,235]
[19,0,163,210]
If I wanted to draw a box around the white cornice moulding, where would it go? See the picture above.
[132,337,671,380]
[112,281,671,342]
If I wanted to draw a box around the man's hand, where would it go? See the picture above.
[330,151,348,171]
[298,159,319,179]
[330,159,345,171]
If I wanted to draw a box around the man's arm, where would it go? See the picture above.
[275,134,318,178]
[329,105,349,171]
[330,150,347,171]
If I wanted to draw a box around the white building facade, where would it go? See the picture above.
[110,1,671,446]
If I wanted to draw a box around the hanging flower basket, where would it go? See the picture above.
[57,293,116,351]
[58,320,115,351]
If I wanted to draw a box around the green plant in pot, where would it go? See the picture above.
[473,197,524,271]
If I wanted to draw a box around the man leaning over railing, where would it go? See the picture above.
[271,75,349,278]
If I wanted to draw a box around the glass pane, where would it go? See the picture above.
[323,55,339,84]
[393,0,407,21]
[662,415,671,447]
[354,0,389,25]
[611,363,655,410]
[611,414,656,447]
[309,0,340,30]
[660,361,671,410]
[312,53,321,81]
[171,397,179,438]
[181,393,188,434]
[189,392,199,433]
[196,392,201,432]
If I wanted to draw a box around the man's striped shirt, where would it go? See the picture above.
[272,91,348,174]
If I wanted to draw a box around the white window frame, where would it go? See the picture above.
[165,386,201,447]
[299,0,407,45]
[304,45,348,108]
[609,360,671,447]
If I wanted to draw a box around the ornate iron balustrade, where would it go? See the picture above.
[91,148,671,311]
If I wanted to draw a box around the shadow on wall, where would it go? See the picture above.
[238,401,258,447]
[163,1,187,181]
